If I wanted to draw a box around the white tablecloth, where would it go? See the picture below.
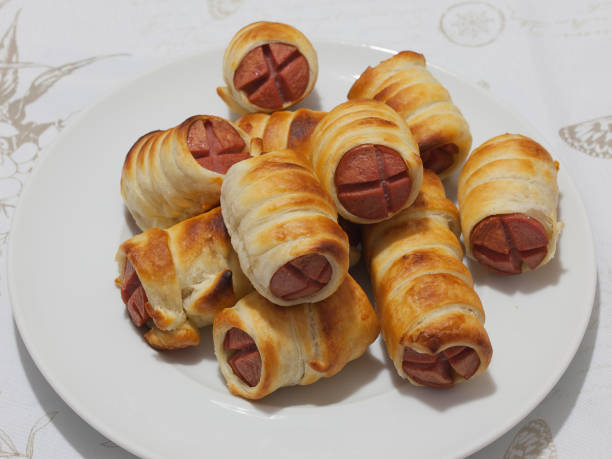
[1,1,610,457]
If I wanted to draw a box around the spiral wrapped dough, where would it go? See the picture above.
[309,99,423,224]
[220,148,349,306]
[348,51,471,179]
[237,108,326,157]
[363,171,492,388]
[121,115,251,230]
[217,21,318,114]
[458,134,561,274]
[213,275,380,400]
[115,207,252,349]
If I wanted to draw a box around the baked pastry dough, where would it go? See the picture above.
[218,21,318,114]
[116,207,252,349]
[213,275,380,399]
[237,108,362,267]
[121,115,251,230]
[363,170,492,388]
[309,99,423,224]
[220,148,349,306]
[348,51,471,179]
[458,134,561,274]
[236,108,326,157]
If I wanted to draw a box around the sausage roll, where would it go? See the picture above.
[217,21,318,114]
[221,148,349,306]
[237,110,364,267]
[121,115,251,230]
[363,170,492,388]
[458,134,562,274]
[348,51,471,179]
[309,99,423,224]
[213,275,380,400]
[237,108,326,157]
[115,207,252,349]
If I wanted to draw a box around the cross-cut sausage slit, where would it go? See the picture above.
[262,45,287,104]
[223,327,262,387]
[471,213,549,274]
[233,43,310,109]
[186,119,249,174]
[269,254,332,300]
[334,144,411,220]
[120,260,151,327]
[420,143,458,174]
[402,346,481,388]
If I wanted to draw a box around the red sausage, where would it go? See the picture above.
[224,328,262,387]
[269,253,332,300]
[232,46,269,92]
[473,245,522,274]
[120,260,151,327]
[402,359,454,389]
[402,345,481,388]
[224,327,256,351]
[471,213,548,274]
[233,43,309,109]
[442,346,466,359]
[186,119,249,174]
[195,154,251,173]
[121,259,139,303]
[446,347,480,380]
[334,144,412,220]
[126,285,148,327]
[420,143,457,174]
[228,349,262,387]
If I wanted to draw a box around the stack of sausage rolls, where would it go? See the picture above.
[114,21,561,400]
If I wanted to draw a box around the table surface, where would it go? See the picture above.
[1,1,610,458]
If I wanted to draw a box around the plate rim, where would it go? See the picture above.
[7,41,597,459]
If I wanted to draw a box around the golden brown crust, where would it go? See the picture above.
[457,133,561,269]
[309,99,423,223]
[213,294,294,398]
[236,109,326,158]
[347,51,426,99]
[120,115,251,231]
[116,207,252,347]
[304,276,380,379]
[405,312,491,357]
[377,248,473,301]
[144,320,201,350]
[212,275,380,399]
[347,51,471,179]
[120,228,183,331]
[218,21,318,114]
[362,170,492,386]
[220,148,349,306]
[188,270,237,318]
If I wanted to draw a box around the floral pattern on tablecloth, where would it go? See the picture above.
[0,2,127,457]
[559,116,612,159]
[207,0,244,19]
[0,404,57,459]
[0,3,117,248]
[440,1,505,47]
[503,419,558,459]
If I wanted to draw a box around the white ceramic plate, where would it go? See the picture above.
[9,43,595,459]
